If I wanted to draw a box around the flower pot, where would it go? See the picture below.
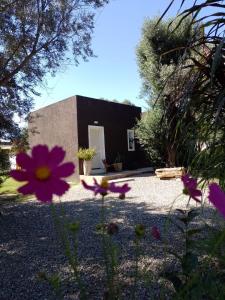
[113,162,123,172]
[83,160,92,175]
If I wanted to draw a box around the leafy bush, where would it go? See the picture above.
[77,148,96,161]
[0,149,10,172]
[136,109,167,167]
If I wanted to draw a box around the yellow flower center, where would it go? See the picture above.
[100,179,109,189]
[35,166,51,181]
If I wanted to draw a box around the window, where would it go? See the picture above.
[127,129,135,151]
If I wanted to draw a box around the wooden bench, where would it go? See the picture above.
[155,167,185,179]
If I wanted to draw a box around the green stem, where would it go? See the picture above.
[100,195,117,299]
[132,238,140,300]
[71,231,87,300]
[177,222,225,298]
[50,204,86,299]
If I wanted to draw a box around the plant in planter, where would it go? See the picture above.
[113,153,123,172]
[77,148,96,175]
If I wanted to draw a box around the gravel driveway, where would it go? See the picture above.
[0,174,212,299]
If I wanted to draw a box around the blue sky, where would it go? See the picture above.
[34,0,183,111]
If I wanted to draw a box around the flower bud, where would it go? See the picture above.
[119,193,125,200]
[135,224,145,238]
[107,223,119,235]
[151,226,161,240]
[68,222,80,233]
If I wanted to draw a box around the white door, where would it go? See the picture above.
[88,125,105,173]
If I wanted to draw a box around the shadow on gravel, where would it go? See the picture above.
[0,198,217,300]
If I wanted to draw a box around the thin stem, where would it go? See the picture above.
[50,204,86,299]
[132,238,140,300]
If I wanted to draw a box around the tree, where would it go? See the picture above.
[136,17,197,166]
[0,0,108,140]
[122,99,134,106]
[11,127,30,153]
[160,1,225,186]
[135,110,167,167]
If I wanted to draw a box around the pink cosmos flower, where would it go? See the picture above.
[208,183,225,219]
[151,226,161,240]
[181,173,202,202]
[81,178,131,197]
[10,145,75,202]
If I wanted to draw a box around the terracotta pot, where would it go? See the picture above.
[113,162,123,172]
[83,160,92,175]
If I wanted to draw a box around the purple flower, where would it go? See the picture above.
[81,178,131,197]
[151,226,161,240]
[208,183,225,219]
[181,174,202,202]
[10,145,75,202]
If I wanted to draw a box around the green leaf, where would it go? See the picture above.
[68,222,80,233]
[211,37,225,82]
[187,209,199,222]
[49,274,61,290]
[156,0,175,26]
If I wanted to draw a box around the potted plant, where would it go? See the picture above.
[77,148,96,175]
[113,153,123,172]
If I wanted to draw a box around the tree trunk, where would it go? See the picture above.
[166,145,176,167]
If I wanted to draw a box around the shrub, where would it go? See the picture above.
[77,148,96,161]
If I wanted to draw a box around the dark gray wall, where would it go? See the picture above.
[76,95,146,169]
[28,97,79,181]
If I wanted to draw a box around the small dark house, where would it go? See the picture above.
[29,95,145,180]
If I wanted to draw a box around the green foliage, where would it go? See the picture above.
[159,0,225,184]
[163,208,225,299]
[136,109,166,166]
[0,149,10,173]
[122,99,135,106]
[0,0,108,140]
[77,147,96,161]
[136,16,194,98]
[136,16,198,167]
[11,128,30,154]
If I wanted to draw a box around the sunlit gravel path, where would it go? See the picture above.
[0,174,210,299]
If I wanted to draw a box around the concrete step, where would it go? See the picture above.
[80,167,154,184]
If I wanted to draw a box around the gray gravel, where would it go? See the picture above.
[0,174,214,299]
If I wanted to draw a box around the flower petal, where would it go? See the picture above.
[81,180,96,192]
[48,146,66,168]
[16,152,33,169]
[32,145,49,165]
[109,182,131,194]
[10,170,29,181]
[182,174,197,189]
[54,162,75,178]
[208,183,225,219]
[48,178,70,196]
[35,185,53,203]
[18,183,35,195]
[94,186,107,196]
[189,189,202,202]
[182,173,201,202]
